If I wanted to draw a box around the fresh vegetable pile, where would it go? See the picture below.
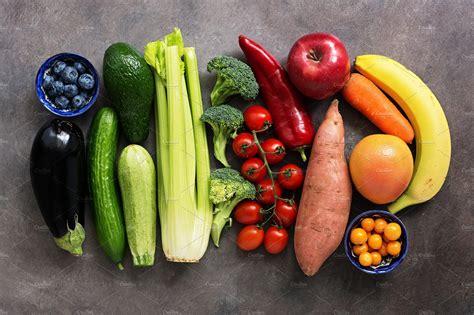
[30,27,450,277]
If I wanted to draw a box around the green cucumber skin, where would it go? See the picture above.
[118,145,157,267]
[88,107,126,266]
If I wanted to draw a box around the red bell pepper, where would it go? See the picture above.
[239,35,314,161]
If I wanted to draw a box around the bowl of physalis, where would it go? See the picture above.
[344,210,408,274]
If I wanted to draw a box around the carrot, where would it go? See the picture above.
[342,73,414,143]
[294,100,352,276]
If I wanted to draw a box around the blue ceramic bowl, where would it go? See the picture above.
[35,53,99,117]
[344,210,408,274]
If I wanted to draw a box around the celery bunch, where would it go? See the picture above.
[144,28,212,262]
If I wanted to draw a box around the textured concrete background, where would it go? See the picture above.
[1,0,473,313]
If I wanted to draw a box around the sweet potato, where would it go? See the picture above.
[294,99,352,276]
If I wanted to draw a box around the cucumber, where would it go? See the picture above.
[118,145,157,267]
[87,107,126,269]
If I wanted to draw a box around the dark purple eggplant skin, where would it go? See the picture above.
[30,119,86,238]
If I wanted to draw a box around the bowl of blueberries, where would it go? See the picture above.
[36,53,99,117]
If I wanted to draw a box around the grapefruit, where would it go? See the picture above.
[349,134,414,204]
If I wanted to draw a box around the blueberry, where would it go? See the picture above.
[73,62,86,74]
[55,95,70,109]
[78,73,95,90]
[42,75,55,90]
[64,84,79,97]
[72,95,86,108]
[48,81,64,97]
[61,66,78,84]
[80,90,89,98]
[52,61,67,75]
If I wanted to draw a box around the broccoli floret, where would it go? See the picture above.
[209,168,256,247]
[207,56,259,106]
[201,105,243,167]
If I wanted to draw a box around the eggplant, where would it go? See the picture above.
[30,119,86,256]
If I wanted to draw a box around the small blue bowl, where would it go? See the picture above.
[344,210,408,275]
[35,53,99,117]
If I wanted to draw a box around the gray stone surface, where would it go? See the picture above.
[1,0,473,313]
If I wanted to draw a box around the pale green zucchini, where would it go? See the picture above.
[118,144,157,267]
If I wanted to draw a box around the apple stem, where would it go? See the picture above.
[307,49,321,63]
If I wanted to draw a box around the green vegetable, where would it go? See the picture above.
[207,55,259,106]
[87,107,126,270]
[118,145,157,267]
[209,168,256,246]
[103,42,155,143]
[201,105,244,167]
[144,28,213,262]
[184,46,213,245]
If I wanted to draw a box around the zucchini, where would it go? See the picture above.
[88,107,126,269]
[118,145,157,267]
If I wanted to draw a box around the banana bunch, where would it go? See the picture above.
[355,55,451,214]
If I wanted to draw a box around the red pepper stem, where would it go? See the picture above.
[296,147,307,162]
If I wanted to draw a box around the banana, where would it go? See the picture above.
[355,55,451,214]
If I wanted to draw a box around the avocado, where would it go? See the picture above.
[103,43,154,143]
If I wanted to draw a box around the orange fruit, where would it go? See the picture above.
[349,134,414,204]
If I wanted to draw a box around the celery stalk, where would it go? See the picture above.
[144,29,212,262]
[182,76,196,204]
[154,73,169,250]
[166,45,193,260]
[184,47,213,256]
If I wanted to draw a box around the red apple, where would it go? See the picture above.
[287,33,350,100]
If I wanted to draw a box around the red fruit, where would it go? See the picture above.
[275,200,298,227]
[277,164,304,190]
[232,132,258,159]
[264,226,289,254]
[244,104,273,132]
[233,200,262,225]
[236,225,264,251]
[287,33,350,100]
[256,178,283,205]
[241,158,267,183]
[260,138,286,165]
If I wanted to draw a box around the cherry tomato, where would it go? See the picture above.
[264,226,289,254]
[384,222,402,241]
[256,179,283,205]
[232,133,258,159]
[241,158,267,183]
[374,218,388,234]
[244,105,273,132]
[387,241,402,256]
[371,252,382,266]
[277,164,304,190]
[359,252,372,267]
[361,218,375,232]
[236,225,264,251]
[233,200,262,225]
[350,228,368,245]
[368,234,383,250]
[260,139,286,165]
[274,200,297,227]
[353,243,369,256]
